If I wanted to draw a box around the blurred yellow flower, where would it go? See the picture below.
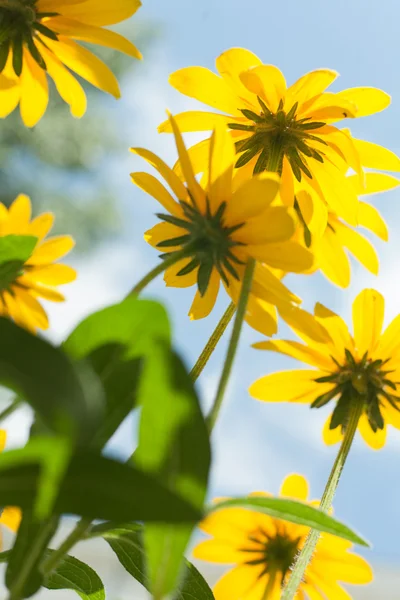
[0,194,76,332]
[159,47,400,227]
[296,172,399,287]
[250,288,400,449]
[0,430,21,545]
[131,114,314,336]
[194,473,372,600]
[0,0,142,126]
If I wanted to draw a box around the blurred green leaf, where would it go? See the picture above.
[0,446,202,523]
[5,512,59,599]
[210,497,370,547]
[44,552,105,600]
[135,348,211,599]
[0,235,37,264]
[89,523,214,600]
[0,318,104,443]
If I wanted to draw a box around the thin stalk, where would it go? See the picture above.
[41,517,92,575]
[266,144,282,173]
[281,400,363,600]
[206,258,255,432]
[263,568,277,599]
[190,302,236,382]
[0,397,21,424]
[128,248,191,297]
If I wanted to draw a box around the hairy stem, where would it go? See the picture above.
[206,259,255,432]
[128,248,191,297]
[281,401,363,600]
[41,517,92,576]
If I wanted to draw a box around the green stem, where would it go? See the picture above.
[190,302,236,382]
[206,259,255,432]
[0,397,21,424]
[281,400,363,600]
[266,143,282,172]
[263,568,277,599]
[128,248,191,297]
[41,517,92,576]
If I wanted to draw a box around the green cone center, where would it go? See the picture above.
[243,528,301,584]
[228,97,327,179]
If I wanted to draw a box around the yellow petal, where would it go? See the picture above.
[208,126,235,211]
[306,575,352,600]
[0,430,5,451]
[353,172,400,196]
[7,194,32,230]
[2,290,32,331]
[240,65,286,113]
[27,213,54,240]
[296,190,327,237]
[27,236,75,265]
[287,68,338,107]
[246,241,313,273]
[158,111,232,133]
[199,504,265,541]
[14,288,49,330]
[336,87,390,117]
[216,47,262,99]
[280,474,309,501]
[314,222,352,289]
[226,173,280,225]
[235,207,294,245]
[299,92,357,120]
[24,264,76,285]
[193,539,245,564]
[377,314,400,360]
[47,17,142,59]
[249,370,331,404]
[278,303,333,344]
[212,564,265,600]
[0,80,20,118]
[173,138,210,183]
[45,37,120,98]
[39,44,87,118]
[335,222,379,275]
[0,507,21,532]
[299,584,325,600]
[322,415,343,446]
[253,263,301,305]
[169,66,240,114]
[252,339,334,371]
[318,125,362,177]
[39,0,142,26]
[352,288,384,356]
[164,257,197,288]
[189,269,220,320]
[168,113,206,208]
[243,295,278,337]
[144,222,186,249]
[352,137,400,172]
[315,550,373,584]
[17,277,66,302]
[309,159,359,226]
[131,172,182,216]
[20,50,49,127]
[130,147,187,199]
[280,157,295,206]
[314,303,354,358]
[358,414,387,449]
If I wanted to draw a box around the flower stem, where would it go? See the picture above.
[41,517,92,575]
[206,258,255,432]
[190,302,236,382]
[281,400,363,600]
[0,397,21,424]
[128,248,191,297]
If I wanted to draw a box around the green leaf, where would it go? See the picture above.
[44,552,105,600]
[0,446,202,523]
[210,497,369,547]
[135,348,211,599]
[5,512,59,598]
[89,523,214,600]
[0,235,37,263]
[0,318,104,443]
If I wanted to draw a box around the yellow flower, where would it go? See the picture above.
[194,473,372,600]
[296,172,399,287]
[0,430,22,545]
[159,47,400,227]
[0,0,142,127]
[131,114,315,336]
[250,288,400,449]
[0,194,76,332]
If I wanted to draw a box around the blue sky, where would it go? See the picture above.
[5,1,400,596]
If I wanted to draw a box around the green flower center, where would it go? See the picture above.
[312,349,400,433]
[228,97,327,179]
[0,0,59,75]
[157,194,245,296]
[242,528,301,584]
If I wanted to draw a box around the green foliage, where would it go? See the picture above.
[44,552,106,600]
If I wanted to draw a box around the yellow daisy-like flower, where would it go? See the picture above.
[131,114,315,336]
[296,172,399,287]
[159,47,400,227]
[194,473,372,600]
[0,194,76,332]
[0,430,22,545]
[250,288,400,449]
[0,0,142,127]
